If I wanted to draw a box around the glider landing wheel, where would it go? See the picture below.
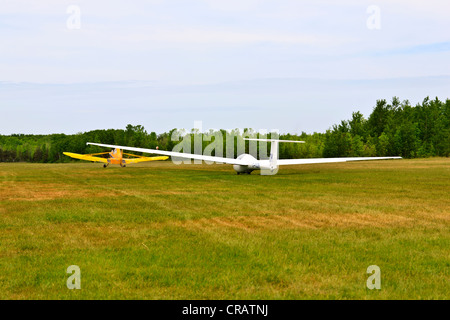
[103,164,107,168]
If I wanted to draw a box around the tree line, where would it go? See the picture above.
[1,96,448,163]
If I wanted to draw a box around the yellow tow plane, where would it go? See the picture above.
[63,148,168,168]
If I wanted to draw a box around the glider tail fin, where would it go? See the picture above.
[244,138,305,175]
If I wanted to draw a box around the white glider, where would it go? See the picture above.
[87,139,402,175]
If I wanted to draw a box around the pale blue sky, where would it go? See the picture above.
[1,0,449,134]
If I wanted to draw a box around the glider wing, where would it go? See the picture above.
[276,156,402,165]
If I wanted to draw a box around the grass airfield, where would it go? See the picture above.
[0,158,449,299]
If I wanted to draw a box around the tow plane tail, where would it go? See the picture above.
[110,148,122,159]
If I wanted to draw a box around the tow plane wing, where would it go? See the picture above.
[63,152,109,164]
[122,153,169,164]
[63,150,168,167]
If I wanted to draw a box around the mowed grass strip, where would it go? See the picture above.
[0,158,449,299]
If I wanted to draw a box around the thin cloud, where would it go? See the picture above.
[118,27,348,46]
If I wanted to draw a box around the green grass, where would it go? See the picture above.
[0,158,449,299]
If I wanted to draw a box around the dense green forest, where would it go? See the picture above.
[1,96,449,163]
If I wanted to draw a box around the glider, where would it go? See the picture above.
[63,148,168,168]
[86,139,402,174]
